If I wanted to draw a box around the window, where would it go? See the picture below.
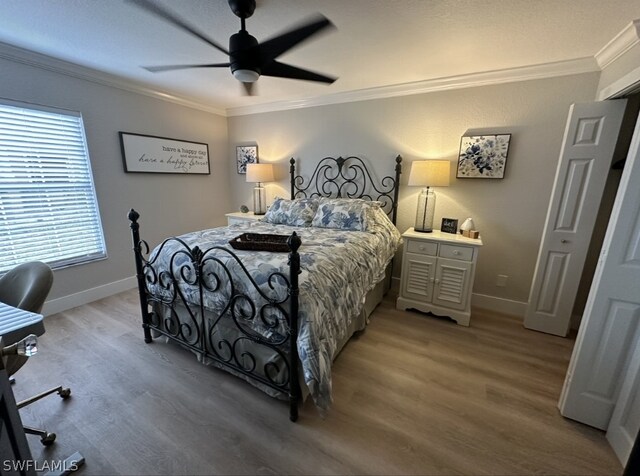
[0,99,106,273]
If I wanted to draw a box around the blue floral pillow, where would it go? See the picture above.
[262,197,318,227]
[311,198,380,231]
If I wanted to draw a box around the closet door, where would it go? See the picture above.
[557,111,640,464]
[524,100,627,336]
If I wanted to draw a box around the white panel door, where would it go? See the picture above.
[558,108,640,447]
[524,100,627,336]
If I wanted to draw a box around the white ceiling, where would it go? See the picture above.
[1,0,640,114]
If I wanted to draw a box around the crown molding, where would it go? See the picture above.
[0,40,599,119]
[226,57,598,116]
[595,20,640,69]
[0,41,227,117]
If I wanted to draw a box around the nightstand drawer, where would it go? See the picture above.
[406,239,438,256]
[439,243,473,261]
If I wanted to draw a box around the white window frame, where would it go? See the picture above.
[0,98,106,273]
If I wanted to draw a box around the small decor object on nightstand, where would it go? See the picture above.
[460,217,475,234]
[441,218,458,234]
[460,217,480,238]
[240,205,249,213]
[457,134,511,179]
[236,145,258,174]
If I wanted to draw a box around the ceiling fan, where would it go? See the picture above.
[129,0,337,94]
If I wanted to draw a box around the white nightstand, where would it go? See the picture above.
[226,211,262,226]
[396,228,483,326]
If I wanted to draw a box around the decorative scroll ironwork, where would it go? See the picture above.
[290,155,402,224]
[127,155,401,422]
[128,209,302,421]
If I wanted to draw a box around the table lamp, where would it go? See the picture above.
[408,160,450,232]
[246,163,274,215]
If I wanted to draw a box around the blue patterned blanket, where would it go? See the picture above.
[147,220,400,411]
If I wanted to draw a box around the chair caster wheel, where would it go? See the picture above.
[41,432,56,446]
[59,388,71,399]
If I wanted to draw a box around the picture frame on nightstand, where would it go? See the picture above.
[441,218,458,234]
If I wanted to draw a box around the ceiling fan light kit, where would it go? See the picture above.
[130,0,337,94]
[233,69,259,83]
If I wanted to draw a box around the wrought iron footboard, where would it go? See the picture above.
[128,209,302,421]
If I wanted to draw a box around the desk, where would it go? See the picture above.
[0,303,85,475]
[0,302,44,343]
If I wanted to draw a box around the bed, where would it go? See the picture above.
[128,155,402,421]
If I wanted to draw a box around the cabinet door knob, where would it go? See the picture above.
[561,239,569,244]
[419,245,425,251]
[453,250,460,255]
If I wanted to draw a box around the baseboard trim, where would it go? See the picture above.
[42,277,527,320]
[392,278,527,319]
[42,276,137,317]
[471,293,527,318]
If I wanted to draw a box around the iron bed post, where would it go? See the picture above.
[128,209,153,343]
[287,232,302,422]
[392,155,402,225]
[289,157,296,199]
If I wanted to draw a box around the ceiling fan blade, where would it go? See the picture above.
[128,0,229,56]
[258,14,335,61]
[242,82,256,96]
[144,63,230,73]
[261,60,336,84]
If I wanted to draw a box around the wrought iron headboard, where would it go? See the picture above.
[289,155,402,225]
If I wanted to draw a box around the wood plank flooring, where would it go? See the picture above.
[11,289,622,475]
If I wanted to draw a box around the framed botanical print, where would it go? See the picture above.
[236,145,258,174]
[456,134,511,179]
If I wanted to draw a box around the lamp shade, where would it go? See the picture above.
[408,160,451,187]
[246,163,274,183]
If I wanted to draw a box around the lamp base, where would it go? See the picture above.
[253,184,267,215]
[414,188,436,233]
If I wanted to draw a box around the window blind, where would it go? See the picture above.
[0,100,106,273]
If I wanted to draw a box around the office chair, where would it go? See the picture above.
[0,261,71,446]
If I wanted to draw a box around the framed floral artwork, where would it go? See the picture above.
[236,145,258,174]
[456,134,511,179]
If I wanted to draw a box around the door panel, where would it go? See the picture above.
[534,252,569,314]
[432,258,471,310]
[554,159,591,231]
[402,253,436,302]
[524,100,627,336]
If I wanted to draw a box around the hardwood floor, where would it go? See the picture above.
[12,289,621,475]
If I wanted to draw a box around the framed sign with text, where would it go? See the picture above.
[441,218,459,234]
[119,132,210,174]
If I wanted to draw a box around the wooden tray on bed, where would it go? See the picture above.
[229,233,290,252]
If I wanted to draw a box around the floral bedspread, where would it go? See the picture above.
[146,219,401,411]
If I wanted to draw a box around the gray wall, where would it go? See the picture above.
[227,73,600,304]
[1,52,603,309]
[1,56,230,303]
